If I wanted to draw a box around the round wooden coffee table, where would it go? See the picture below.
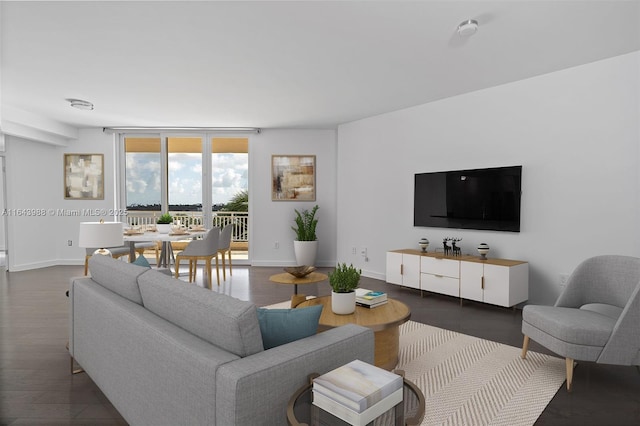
[297,296,411,370]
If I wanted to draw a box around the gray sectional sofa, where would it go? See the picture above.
[69,255,374,425]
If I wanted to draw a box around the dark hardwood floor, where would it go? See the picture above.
[1,264,639,425]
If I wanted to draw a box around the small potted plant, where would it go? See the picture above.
[156,213,173,233]
[291,205,319,266]
[328,263,361,315]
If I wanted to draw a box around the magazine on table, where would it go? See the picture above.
[355,288,387,305]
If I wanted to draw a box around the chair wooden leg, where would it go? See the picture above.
[175,258,181,279]
[215,257,220,285]
[521,335,530,359]
[221,252,227,281]
[205,259,212,289]
[227,250,232,276]
[566,358,574,392]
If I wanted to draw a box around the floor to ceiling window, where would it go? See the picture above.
[212,138,248,209]
[120,134,249,262]
[211,138,249,253]
[124,137,162,212]
[167,137,203,211]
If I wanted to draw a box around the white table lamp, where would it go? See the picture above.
[79,221,124,256]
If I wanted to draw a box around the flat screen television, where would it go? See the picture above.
[414,165,522,232]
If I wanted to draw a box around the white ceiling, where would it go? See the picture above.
[2,1,639,130]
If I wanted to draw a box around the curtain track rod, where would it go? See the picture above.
[103,127,261,134]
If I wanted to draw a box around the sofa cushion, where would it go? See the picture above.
[257,305,323,349]
[523,305,616,347]
[132,255,151,268]
[580,303,623,320]
[138,270,263,357]
[88,254,147,305]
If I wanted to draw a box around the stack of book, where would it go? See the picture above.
[312,359,403,426]
[355,288,388,309]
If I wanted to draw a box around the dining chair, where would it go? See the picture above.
[174,227,221,288]
[217,224,233,281]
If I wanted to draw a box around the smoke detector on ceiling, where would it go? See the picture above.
[457,19,478,37]
[66,98,94,110]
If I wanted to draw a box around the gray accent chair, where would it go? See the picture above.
[175,227,220,287]
[521,255,640,391]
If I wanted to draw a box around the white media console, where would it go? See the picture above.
[386,249,528,308]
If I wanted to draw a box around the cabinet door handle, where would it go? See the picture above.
[400,264,403,275]
[481,276,485,290]
[435,274,443,278]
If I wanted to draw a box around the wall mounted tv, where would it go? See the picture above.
[414,165,522,232]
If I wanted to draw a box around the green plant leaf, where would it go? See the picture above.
[157,213,173,224]
[328,263,361,293]
[291,205,319,241]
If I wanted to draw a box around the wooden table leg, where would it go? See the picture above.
[374,326,400,370]
[291,294,307,308]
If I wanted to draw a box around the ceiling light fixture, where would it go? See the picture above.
[66,98,94,110]
[457,19,478,37]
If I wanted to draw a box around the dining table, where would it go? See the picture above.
[122,229,208,268]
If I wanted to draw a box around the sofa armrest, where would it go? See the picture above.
[215,323,374,426]
[68,277,94,358]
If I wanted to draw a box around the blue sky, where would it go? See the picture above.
[126,153,248,208]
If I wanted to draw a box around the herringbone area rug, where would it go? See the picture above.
[398,321,566,426]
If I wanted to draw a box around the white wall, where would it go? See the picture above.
[336,52,640,305]
[0,157,5,251]
[5,129,116,270]
[249,128,337,266]
[5,128,336,270]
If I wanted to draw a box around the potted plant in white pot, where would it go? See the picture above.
[291,205,319,266]
[156,212,173,234]
[328,263,361,315]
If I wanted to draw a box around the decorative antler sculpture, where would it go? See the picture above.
[443,237,463,257]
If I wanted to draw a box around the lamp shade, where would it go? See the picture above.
[78,221,124,248]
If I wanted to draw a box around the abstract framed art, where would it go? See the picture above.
[64,153,104,200]
[271,155,316,201]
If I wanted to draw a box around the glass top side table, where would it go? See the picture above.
[287,370,425,426]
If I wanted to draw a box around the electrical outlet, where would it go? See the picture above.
[351,247,357,255]
[274,241,279,249]
[67,240,73,246]
[360,247,369,262]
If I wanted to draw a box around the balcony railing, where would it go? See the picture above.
[125,211,248,243]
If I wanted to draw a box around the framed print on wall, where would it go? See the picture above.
[272,155,316,201]
[64,153,104,200]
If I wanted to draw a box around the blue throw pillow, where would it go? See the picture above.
[132,255,151,268]
[257,305,323,349]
